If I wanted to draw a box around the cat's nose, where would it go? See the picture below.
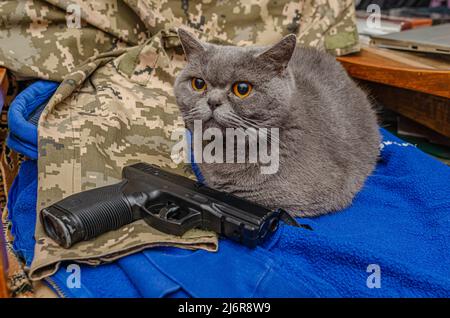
[207,97,222,109]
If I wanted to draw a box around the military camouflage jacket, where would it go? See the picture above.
[0,0,360,280]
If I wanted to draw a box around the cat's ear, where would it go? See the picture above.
[255,34,297,73]
[178,28,205,62]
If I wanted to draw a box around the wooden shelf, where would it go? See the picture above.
[337,46,450,138]
[337,47,450,99]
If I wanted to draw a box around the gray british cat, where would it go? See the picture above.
[174,29,380,217]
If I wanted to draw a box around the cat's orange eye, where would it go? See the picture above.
[232,82,252,99]
[191,78,206,92]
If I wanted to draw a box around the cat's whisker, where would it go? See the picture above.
[227,115,259,131]
[183,108,206,123]
[225,118,298,164]
[234,116,263,130]
[222,114,247,129]
[238,115,265,126]
[232,117,285,148]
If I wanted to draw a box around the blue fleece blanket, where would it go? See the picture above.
[6,81,58,159]
[7,80,450,297]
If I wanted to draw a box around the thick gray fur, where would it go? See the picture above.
[174,29,380,217]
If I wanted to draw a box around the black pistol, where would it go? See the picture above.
[40,162,303,248]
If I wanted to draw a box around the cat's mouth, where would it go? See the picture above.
[186,112,238,131]
[203,117,216,128]
[204,116,228,130]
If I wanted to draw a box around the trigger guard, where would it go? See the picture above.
[139,204,202,236]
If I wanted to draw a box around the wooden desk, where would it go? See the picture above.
[337,46,450,138]
[0,67,8,110]
[0,67,9,298]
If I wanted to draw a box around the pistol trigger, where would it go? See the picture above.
[159,203,182,220]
